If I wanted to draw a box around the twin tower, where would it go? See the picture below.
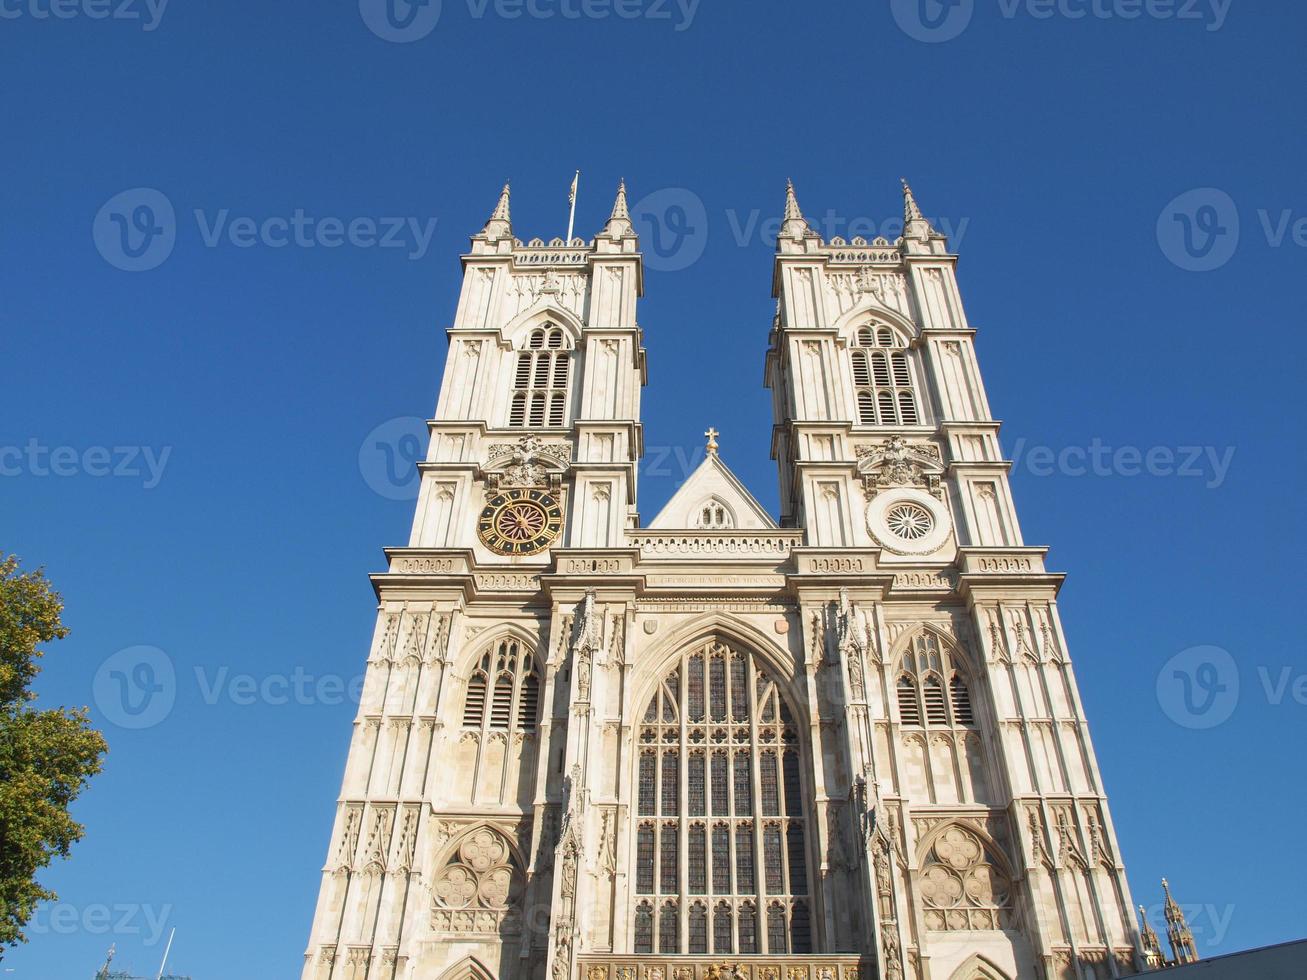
[301,180,1159,980]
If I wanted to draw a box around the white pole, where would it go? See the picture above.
[156,928,175,980]
[566,170,580,243]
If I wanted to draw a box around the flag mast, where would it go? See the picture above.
[566,170,580,243]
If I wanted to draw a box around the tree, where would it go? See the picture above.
[0,554,107,952]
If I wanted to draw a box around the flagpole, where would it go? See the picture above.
[566,170,580,243]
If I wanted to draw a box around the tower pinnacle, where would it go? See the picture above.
[600,178,635,238]
[901,177,936,241]
[480,182,513,241]
[779,178,814,241]
[1138,905,1166,969]
[1162,878,1200,965]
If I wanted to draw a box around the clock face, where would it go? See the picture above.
[477,489,564,556]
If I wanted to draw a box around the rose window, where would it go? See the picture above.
[886,502,933,540]
[430,828,525,935]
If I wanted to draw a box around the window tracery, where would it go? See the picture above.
[918,825,1012,931]
[634,638,812,954]
[462,638,540,733]
[508,325,571,428]
[694,499,734,529]
[895,631,975,730]
[430,828,524,935]
[851,322,920,426]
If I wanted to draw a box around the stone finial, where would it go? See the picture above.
[480,182,512,240]
[779,178,814,241]
[1162,878,1200,965]
[704,426,720,456]
[600,178,635,238]
[901,177,936,241]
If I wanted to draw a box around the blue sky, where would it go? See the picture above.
[2,0,1304,975]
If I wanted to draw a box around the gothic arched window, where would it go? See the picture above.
[635,639,813,954]
[895,631,975,729]
[462,638,540,732]
[918,825,1012,931]
[694,499,734,529]
[508,325,572,428]
[851,322,920,426]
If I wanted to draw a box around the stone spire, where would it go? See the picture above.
[480,181,512,241]
[779,178,814,241]
[600,178,635,238]
[1162,878,1200,965]
[901,177,935,241]
[1138,906,1166,970]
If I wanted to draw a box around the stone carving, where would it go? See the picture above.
[391,806,419,876]
[825,269,909,316]
[856,436,944,500]
[334,805,363,874]
[609,613,626,667]
[598,808,617,879]
[485,434,570,490]
[361,806,394,875]
[430,827,524,935]
[918,825,1011,932]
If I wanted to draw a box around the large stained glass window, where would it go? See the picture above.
[633,638,812,954]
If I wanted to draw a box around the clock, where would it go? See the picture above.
[477,488,564,556]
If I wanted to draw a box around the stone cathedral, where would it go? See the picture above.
[302,179,1152,980]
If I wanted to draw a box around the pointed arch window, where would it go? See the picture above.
[851,322,920,426]
[895,631,976,730]
[462,638,540,732]
[694,499,734,529]
[508,324,572,428]
[632,638,812,954]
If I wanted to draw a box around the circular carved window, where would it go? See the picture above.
[886,503,934,541]
[866,489,952,557]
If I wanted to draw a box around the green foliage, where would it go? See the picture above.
[0,555,107,953]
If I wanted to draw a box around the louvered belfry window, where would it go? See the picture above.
[634,639,813,954]
[851,322,920,426]
[894,631,976,730]
[461,638,540,732]
[508,325,571,428]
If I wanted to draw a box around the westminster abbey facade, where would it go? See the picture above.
[302,179,1149,980]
